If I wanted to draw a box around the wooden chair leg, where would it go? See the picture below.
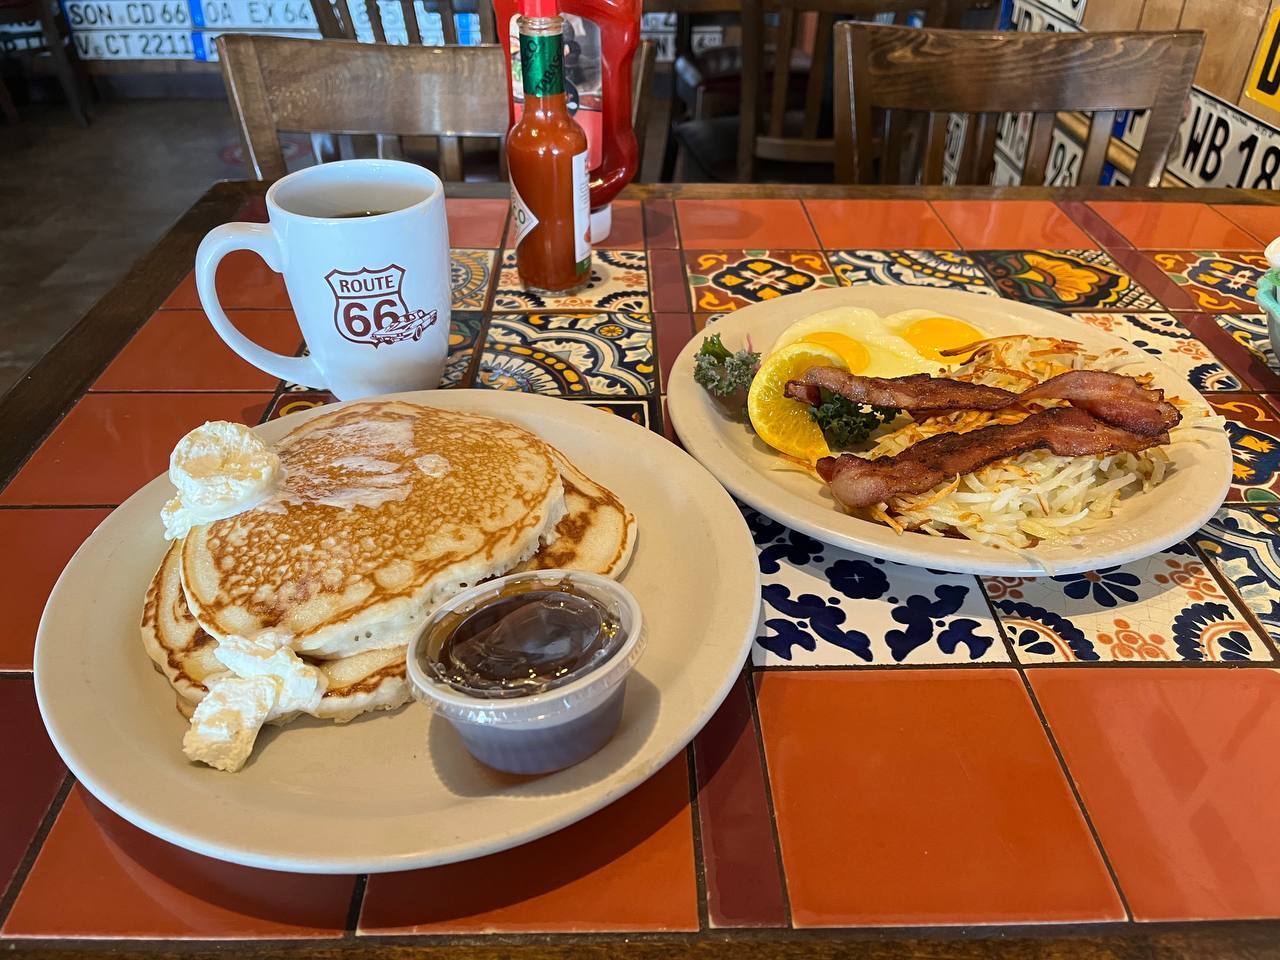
[0,76,18,125]
[39,4,90,125]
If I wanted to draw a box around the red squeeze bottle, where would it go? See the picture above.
[495,0,640,242]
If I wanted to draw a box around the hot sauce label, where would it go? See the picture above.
[519,32,564,96]
[572,149,590,268]
[325,265,437,347]
[511,182,539,247]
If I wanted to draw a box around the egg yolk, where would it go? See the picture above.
[795,332,870,374]
[899,316,985,363]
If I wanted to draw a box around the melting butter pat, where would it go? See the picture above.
[162,421,281,540]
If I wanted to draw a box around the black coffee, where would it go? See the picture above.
[330,209,392,218]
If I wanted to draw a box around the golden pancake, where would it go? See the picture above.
[517,447,637,577]
[180,401,566,659]
[144,542,412,723]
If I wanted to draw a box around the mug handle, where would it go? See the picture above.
[195,223,327,388]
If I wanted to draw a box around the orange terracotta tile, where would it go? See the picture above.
[1211,204,1280,246]
[0,508,111,669]
[0,681,66,892]
[677,199,817,249]
[755,670,1123,927]
[0,393,274,506]
[160,250,291,310]
[1088,201,1257,250]
[606,200,645,249]
[2,788,354,939]
[931,200,1094,249]
[1031,668,1280,921]
[93,310,301,392]
[804,199,959,249]
[359,757,698,934]
[446,198,509,248]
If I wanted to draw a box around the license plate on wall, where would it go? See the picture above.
[1166,87,1280,190]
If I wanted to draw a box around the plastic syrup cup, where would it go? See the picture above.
[406,570,645,775]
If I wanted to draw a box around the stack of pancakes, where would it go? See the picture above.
[141,400,636,763]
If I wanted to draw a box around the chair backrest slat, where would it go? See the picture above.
[218,34,509,181]
[1078,109,1113,186]
[365,0,387,42]
[400,0,422,43]
[438,0,461,44]
[833,22,1204,186]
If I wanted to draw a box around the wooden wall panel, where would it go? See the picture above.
[1137,0,1187,30]
[1179,0,1272,101]
[1081,2,1141,30]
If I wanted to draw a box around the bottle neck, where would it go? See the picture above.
[518,15,568,116]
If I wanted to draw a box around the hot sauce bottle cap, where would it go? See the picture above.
[519,0,559,18]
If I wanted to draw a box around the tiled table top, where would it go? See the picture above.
[6,185,1280,959]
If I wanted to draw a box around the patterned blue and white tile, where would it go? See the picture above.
[743,507,1008,667]
[1194,506,1280,653]
[572,397,653,430]
[450,249,496,310]
[494,250,650,312]
[984,542,1271,663]
[476,313,655,396]
[1076,313,1243,392]
[827,249,997,294]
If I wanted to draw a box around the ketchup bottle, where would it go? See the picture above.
[507,2,592,293]
[495,0,639,242]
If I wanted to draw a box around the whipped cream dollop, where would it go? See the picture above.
[162,421,281,540]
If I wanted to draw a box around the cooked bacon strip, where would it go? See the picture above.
[1020,370,1181,436]
[784,367,1019,410]
[786,366,1181,435]
[814,407,1168,510]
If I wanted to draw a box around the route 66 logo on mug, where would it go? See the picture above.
[325,265,439,347]
[195,160,451,400]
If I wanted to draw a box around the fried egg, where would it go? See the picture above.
[770,308,937,379]
[881,309,987,364]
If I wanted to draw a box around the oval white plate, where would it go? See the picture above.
[667,286,1232,576]
[35,390,760,874]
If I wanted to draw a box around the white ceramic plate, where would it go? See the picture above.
[667,287,1232,576]
[34,391,760,874]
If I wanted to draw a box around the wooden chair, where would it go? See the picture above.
[309,0,497,44]
[833,23,1205,186]
[0,0,90,125]
[217,34,509,181]
[671,0,945,183]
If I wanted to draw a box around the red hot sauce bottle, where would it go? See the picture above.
[507,5,591,293]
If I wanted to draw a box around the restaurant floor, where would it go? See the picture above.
[1,99,245,397]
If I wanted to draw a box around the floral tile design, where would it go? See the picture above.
[1214,313,1280,374]
[494,250,650,312]
[1076,313,1243,392]
[1208,394,1280,502]
[1148,251,1267,312]
[985,543,1269,663]
[1195,507,1280,654]
[827,249,996,294]
[574,397,652,429]
[743,507,1007,667]
[450,249,495,310]
[685,251,836,313]
[972,250,1159,312]
[266,390,335,420]
[476,313,654,397]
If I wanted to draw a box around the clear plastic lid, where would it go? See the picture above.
[405,570,645,725]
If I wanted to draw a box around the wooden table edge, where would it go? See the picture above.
[8,920,1280,959]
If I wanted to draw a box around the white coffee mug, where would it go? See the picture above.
[196,159,451,400]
